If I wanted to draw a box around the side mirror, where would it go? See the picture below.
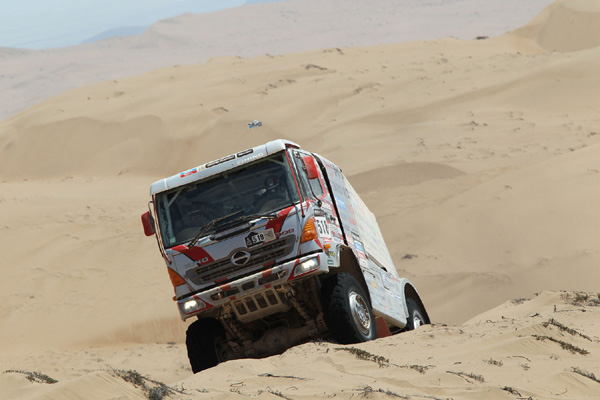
[302,156,319,180]
[141,211,155,236]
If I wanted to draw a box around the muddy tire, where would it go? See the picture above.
[186,318,225,373]
[405,298,427,331]
[322,273,377,344]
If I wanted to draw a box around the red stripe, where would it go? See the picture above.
[219,283,232,291]
[266,206,293,235]
[172,245,214,263]
[315,238,324,250]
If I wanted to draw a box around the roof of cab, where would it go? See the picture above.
[149,139,301,195]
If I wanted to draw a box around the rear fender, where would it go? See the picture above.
[399,280,431,324]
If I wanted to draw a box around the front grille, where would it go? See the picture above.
[186,235,294,285]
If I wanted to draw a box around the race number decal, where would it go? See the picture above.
[314,217,331,238]
[245,229,275,248]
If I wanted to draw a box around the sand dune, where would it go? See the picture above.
[1,1,600,399]
[513,0,600,52]
[0,0,555,121]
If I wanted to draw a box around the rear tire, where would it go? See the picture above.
[186,318,225,373]
[405,298,427,331]
[321,273,377,344]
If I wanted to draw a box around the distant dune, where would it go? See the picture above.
[1,1,600,399]
[0,0,554,121]
[80,26,148,45]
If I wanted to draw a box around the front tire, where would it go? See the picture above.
[186,318,225,373]
[321,273,377,344]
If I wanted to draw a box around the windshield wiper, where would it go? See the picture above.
[189,212,279,248]
[188,210,243,248]
[210,213,277,236]
[227,213,277,226]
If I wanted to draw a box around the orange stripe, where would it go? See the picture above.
[262,269,273,277]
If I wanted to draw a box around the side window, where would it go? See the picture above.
[308,170,324,197]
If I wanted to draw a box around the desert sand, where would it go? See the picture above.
[1,0,600,399]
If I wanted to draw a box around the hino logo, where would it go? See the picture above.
[231,250,251,266]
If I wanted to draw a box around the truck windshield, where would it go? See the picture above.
[155,152,300,248]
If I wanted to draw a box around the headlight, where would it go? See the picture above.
[182,299,206,313]
[293,257,320,277]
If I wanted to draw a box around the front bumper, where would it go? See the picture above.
[177,252,327,320]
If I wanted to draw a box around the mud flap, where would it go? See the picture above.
[375,316,391,338]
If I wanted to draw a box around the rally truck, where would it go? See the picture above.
[142,139,429,373]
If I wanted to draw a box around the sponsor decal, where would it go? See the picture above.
[237,152,265,165]
[381,272,389,288]
[206,154,235,168]
[347,236,354,247]
[335,195,347,210]
[330,182,343,193]
[351,198,363,213]
[347,202,354,214]
[180,168,198,178]
[354,240,365,253]
[237,148,253,157]
[277,228,295,238]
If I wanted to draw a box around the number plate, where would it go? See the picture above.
[314,216,331,238]
[245,229,275,248]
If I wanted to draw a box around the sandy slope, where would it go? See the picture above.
[2,291,599,399]
[1,0,600,399]
[161,291,600,400]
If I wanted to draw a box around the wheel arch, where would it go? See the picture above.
[402,282,431,324]
[321,245,371,302]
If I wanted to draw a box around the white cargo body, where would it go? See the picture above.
[142,139,429,372]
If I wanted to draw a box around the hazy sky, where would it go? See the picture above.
[0,0,248,49]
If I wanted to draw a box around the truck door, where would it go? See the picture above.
[291,150,344,247]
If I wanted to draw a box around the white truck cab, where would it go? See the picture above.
[142,139,429,372]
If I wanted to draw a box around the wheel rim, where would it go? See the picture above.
[413,313,423,329]
[349,291,371,335]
